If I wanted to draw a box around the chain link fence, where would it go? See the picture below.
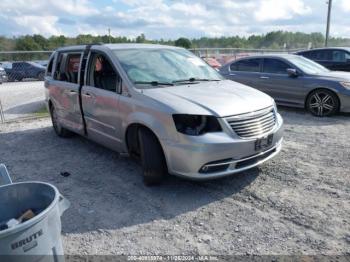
[0,51,52,124]
[189,47,303,66]
[0,48,304,124]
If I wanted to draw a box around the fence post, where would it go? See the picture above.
[0,97,4,123]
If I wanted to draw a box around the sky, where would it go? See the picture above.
[0,0,350,39]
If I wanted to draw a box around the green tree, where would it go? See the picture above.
[15,35,41,50]
[2,31,350,53]
[47,35,67,49]
[136,33,146,43]
[174,37,191,48]
[33,34,49,50]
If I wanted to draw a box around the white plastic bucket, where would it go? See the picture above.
[0,164,70,262]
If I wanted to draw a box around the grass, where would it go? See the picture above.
[34,105,49,117]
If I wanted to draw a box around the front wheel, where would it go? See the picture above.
[138,127,167,186]
[50,105,73,137]
[306,89,339,117]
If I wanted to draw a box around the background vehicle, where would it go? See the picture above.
[5,61,45,81]
[202,57,222,70]
[0,67,8,84]
[296,47,350,72]
[220,54,350,117]
[35,60,49,67]
[45,44,283,185]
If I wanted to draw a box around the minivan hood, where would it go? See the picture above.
[142,80,274,117]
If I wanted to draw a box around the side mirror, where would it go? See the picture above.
[287,68,298,77]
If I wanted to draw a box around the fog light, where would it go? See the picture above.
[201,166,209,172]
[199,164,230,174]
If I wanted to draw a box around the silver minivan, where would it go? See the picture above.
[45,44,283,185]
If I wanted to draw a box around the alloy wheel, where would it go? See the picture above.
[308,91,335,117]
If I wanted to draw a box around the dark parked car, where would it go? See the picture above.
[5,61,46,81]
[220,54,350,117]
[296,47,350,72]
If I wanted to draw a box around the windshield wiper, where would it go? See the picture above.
[172,78,221,84]
[133,81,174,86]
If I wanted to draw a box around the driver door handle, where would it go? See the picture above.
[82,93,92,98]
[260,76,270,79]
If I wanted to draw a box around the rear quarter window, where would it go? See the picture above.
[54,52,82,84]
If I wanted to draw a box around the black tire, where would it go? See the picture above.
[306,89,339,117]
[8,77,15,82]
[50,105,73,137]
[37,72,45,81]
[138,127,167,186]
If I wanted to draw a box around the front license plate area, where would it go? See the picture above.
[255,134,273,151]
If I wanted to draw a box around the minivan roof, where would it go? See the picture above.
[56,43,181,52]
[105,43,181,50]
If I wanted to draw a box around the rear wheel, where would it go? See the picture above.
[138,127,167,186]
[306,89,339,117]
[50,105,73,137]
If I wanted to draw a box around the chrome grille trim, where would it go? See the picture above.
[226,107,276,138]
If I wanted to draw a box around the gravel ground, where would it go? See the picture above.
[0,107,349,256]
[0,81,45,120]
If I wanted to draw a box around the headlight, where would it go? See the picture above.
[340,82,350,90]
[173,114,222,136]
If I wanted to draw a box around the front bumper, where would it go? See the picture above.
[339,90,350,113]
[162,113,283,180]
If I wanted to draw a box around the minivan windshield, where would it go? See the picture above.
[113,48,223,87]
[289,56,330,75]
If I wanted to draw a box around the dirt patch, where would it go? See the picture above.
[0,107,349,255]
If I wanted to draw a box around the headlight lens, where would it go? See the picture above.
[340,82,350,90]
[173,114,222,136]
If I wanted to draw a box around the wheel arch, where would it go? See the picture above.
[125,123,169,168]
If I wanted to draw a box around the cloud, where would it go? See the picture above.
[14,15,61,35]
[57,17,76,25]
[0,0,97,36]
[254,0,312,22]
[0,0,97,16]
[341,0,350,12]
[0,0,349,38]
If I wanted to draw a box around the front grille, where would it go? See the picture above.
[227,108,276,138]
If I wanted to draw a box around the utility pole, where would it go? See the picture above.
[108,28,111,43]
[325,0,333,47]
